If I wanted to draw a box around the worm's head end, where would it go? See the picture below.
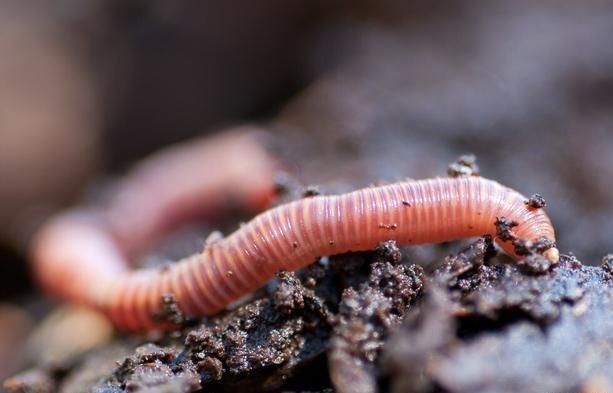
[543,247,560,264]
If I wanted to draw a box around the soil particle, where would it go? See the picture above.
[195,356,223,382]
[151,294,187,326]
[272,171,297,197]
[302,185,321,198]
[525,193,547,208]
[447,154,480,177]
[494,216,519,242]
[376,240,402,265]
[272,271,306,314]
[328,250,425,393]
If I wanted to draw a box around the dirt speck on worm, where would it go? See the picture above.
[525,193,547,209]
[495,216,519,242]
[302,185,321,198]
[152,293,186,325]
[447,154,480,177]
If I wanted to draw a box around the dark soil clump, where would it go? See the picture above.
[383,248,613,393]
[494,217,519,242]
[525,193,547,209]
[329,256,424,393]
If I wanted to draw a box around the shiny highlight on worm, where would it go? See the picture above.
[32,142,558,331]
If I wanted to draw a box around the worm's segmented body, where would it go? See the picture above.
[32,141,557,331]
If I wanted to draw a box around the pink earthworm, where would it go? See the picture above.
[31,138,558,331]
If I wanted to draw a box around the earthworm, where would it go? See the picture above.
[32,142,558,331]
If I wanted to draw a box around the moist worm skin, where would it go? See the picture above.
[33,176,557,331]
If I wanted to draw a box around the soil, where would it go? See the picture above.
[5,239,611,393]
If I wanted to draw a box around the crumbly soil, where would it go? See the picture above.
[5,238,612,393]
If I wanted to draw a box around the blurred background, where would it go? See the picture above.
[1,0,612,380]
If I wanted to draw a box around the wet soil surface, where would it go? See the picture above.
[5,239,612,393]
